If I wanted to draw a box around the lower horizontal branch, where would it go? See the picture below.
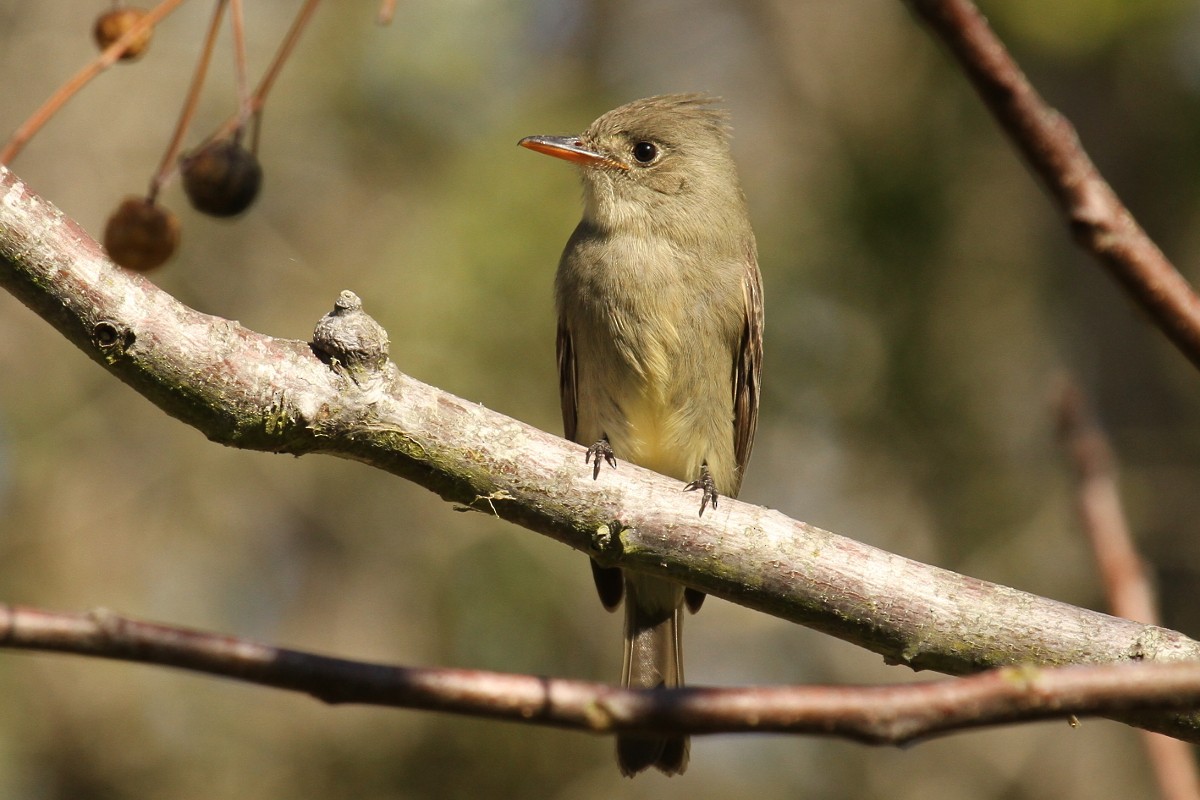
[6,604,1200,746]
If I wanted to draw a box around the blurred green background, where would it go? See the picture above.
[2,1,1199,797]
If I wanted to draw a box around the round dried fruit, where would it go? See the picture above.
[93,7,153,61]
[181,139,263,218]
[104,196,180,271]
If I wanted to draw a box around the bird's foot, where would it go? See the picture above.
[684,463,719,516]
[585,438,617,480]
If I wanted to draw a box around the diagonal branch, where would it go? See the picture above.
[1057,382,1200,800]
[905,0,1200,371]
[1057,381,1158,625]
[8,604,1200,746]
[2,164,1200,741]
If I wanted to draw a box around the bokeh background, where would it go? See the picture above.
[1,1,1199,797]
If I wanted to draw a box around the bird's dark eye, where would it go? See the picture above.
[632,141,658,164]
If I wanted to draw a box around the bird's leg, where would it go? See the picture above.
[585,436,617,479]
[684,462,719,516]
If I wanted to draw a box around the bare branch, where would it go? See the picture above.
[1057,381,1200,800]
[1057,381,1159,625]
[905,0,1200,371]
[7,604,1200,746]
[3,165,1200,741]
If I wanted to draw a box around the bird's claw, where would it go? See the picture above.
[585,439,617,480]
[684,464,719,516]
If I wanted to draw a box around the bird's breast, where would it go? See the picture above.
[558,227,742,488]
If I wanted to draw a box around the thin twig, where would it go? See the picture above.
[229,0,251,127]
[1057,381,1158,624]
[0,0,189,165]
[149,0,230,201]
[252,0,321,105]
[1057,381,1200,800]
[207,0,322,148]
[4,604,1200,745]
[905,0,1200,371]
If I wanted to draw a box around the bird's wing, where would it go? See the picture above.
[557,318,577,443]
[732,248,763,488]
[560,317,625,610]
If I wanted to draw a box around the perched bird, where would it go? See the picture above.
[520,94,763,776]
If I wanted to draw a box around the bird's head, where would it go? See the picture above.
[520,94,746,238]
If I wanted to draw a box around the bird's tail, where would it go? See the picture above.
[617,573,689,777]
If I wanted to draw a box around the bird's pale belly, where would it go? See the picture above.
[570,289,740,496]
[610,389,701,484]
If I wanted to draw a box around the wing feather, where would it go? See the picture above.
[560,318,624,609]
[557,319,577,443]
[732,248,763,491]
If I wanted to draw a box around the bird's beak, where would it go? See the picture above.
[518,135,628,170]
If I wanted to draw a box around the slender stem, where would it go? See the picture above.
[1057,381,1157,625]
[207,0,323,146]
[229,0,252,127]
[255,0,323,105]
[148,0,230,201]
[0,0,189,165]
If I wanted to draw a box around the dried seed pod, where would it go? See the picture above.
[180,139,263,218]
[104,196,180,271]
[93,7,153,60]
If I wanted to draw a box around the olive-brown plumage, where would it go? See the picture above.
[520,94,763,777]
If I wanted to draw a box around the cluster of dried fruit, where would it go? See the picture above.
[92,4,265,272]
[3,2,313,273]
[105,136,262,272]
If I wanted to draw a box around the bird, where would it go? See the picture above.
[519,93,763,776]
